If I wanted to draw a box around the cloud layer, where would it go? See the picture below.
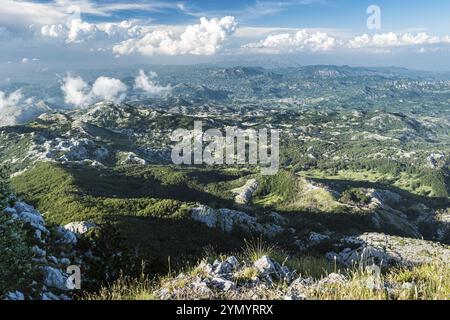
[243,30,450,54]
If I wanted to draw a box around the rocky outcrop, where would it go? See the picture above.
[326,232,450,267]
[231,179,259,204]
[1,201,99,300]
[64,221,96,235]
[190,205,284,238]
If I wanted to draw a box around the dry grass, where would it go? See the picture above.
[83,241,450,301]
[83,273,156,300]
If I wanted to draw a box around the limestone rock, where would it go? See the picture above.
[328,232,450,267]
[64,221,96,235]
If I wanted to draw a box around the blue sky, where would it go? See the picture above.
[66,0,450,34]
[1,0,450,70]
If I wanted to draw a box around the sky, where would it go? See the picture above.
[1,0,450,70]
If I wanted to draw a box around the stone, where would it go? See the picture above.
[231,179,259,204]
[308,232,330,244]
[64,221,96,235]
[55,226,77,245]
[191,205,284,238]
[4,291,25,300]
[42,266,69,291]
[209,277,235,291]
[226,256,240,270]
[319,273,346,286]
[212,260,233,275]
[254,256,280,276]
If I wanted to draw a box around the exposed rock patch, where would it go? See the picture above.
[190,205,284,238]
[231,179,259,204]
[326,232,450,267]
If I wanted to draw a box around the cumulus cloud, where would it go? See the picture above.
[0,90,23,110]
[61,75,127,107]
[242,29,338,53]
[0,90,46,127]
[41,19,149,44]
[242,30,450,54]
[134,70,171,96]
[113,16,238,56]
[347,32,450,49]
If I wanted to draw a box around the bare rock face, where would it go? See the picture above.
[190,205,284,238]
[327,232,450,267]
[231,179,259,204]
[64,221,96,235]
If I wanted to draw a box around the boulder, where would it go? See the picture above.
[64,221,96,235]
[42,266,69,291]
[231,179,259,204]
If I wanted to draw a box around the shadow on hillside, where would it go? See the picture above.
[253,176,449,243]
[67,165,236,208]
[111,215,246,274]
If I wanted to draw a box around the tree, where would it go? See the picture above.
[0,166,33,297]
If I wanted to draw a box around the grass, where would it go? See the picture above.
[83,252,450,300]
[11,162,246,276]
[386,262,450,300]
[301,169,444,199]
[83,273,156,300]
[254,170,344,213]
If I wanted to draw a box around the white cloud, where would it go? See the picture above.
[61,75,127,107]
[0,0,65,32]
[41,24,66,38]
[242,30,450,54]
[41,19,149,44]
[91,77,127,102]
[348,32,450,49]
[113,16,238,56]
[0,90,23,110]
[134,70,171,96]
[0,90,51,127]
[0,0,181,31]
[242,29,338,53]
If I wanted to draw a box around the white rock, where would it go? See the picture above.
[64,221,96,235]
[42,266,69,291]
[191,205,284,238]
[328,233,450,267]
[209,277,235,291]
[254,256,279,276]
[231,179,259,204]
[4,291,25,300]
[56,226,77,245]
[226,256,240,270]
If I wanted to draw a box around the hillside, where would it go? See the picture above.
[1,66,450,300]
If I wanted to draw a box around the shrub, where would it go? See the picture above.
[0,214,34,296]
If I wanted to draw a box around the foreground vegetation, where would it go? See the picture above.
[84,240,450,300]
